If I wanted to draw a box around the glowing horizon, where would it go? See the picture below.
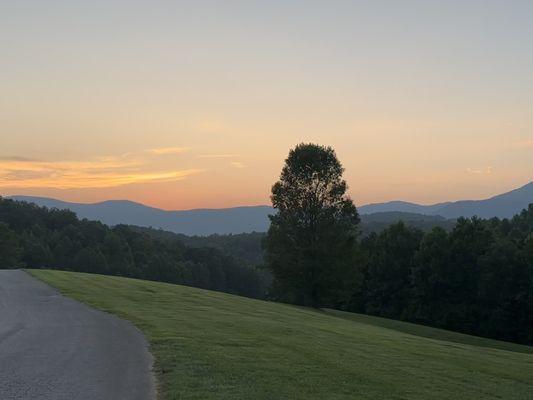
[2,2,532,210]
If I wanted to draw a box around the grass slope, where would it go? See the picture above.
[30,270,533,400]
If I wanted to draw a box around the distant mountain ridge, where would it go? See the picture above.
[7,196,274,235]
[358,201,452,215]
[359,181,533,219]
[6,181,532,235]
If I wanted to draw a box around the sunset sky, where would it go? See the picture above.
[1,1,532,210]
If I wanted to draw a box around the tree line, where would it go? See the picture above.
[351,215,533,344]
[264,143,533,345]
[0,197,268,298]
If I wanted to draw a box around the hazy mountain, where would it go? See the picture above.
[359,181,533,219]
[7,196,448,236]
[358,201,451,215]
[358,212,455,235]
[8,196,273,235]
[435,182,533,218]
[7,181,532,235]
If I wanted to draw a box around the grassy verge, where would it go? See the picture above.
[30,270,533,400]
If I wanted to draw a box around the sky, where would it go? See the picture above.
[1,1,532,210]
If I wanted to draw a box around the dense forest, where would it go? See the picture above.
[131,227,266,266]
[132,212,454,266]
[351,210,533,345]
[0,197,268,298]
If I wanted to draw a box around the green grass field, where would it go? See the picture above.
[30,270,533,400]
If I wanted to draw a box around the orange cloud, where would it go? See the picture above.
[513,139,533,149]
[197,154,241,159]
[148,147,190,155]
[0,156,202,189]
[230,161,245,169]
[466,167,493,175]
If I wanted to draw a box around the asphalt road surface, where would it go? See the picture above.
[0,270,155,400]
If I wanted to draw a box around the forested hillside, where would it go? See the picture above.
[0,198,268,298]
[350,211,533,345]
[1,196,532,345]
[131,227,266,265]
[131,213,454,266]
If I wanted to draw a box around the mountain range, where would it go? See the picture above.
[7,181,532,235]
[359,181,533,218]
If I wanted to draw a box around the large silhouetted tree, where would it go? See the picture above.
[264,143,360,307]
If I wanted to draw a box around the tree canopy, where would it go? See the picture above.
[264,143,360,307]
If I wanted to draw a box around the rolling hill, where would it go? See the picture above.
[31,270,533,400]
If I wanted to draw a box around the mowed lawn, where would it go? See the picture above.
[30,270,533,400]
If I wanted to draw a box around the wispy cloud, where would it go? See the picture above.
[230,161,245,169]
[197,154,241,159]
[148,147,190,155]
[0,156,202,189]
[0,156,41,162]
[466,166,493,175]
[513,139,533,149]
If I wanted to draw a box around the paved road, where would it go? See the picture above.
[0,270,155,400]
